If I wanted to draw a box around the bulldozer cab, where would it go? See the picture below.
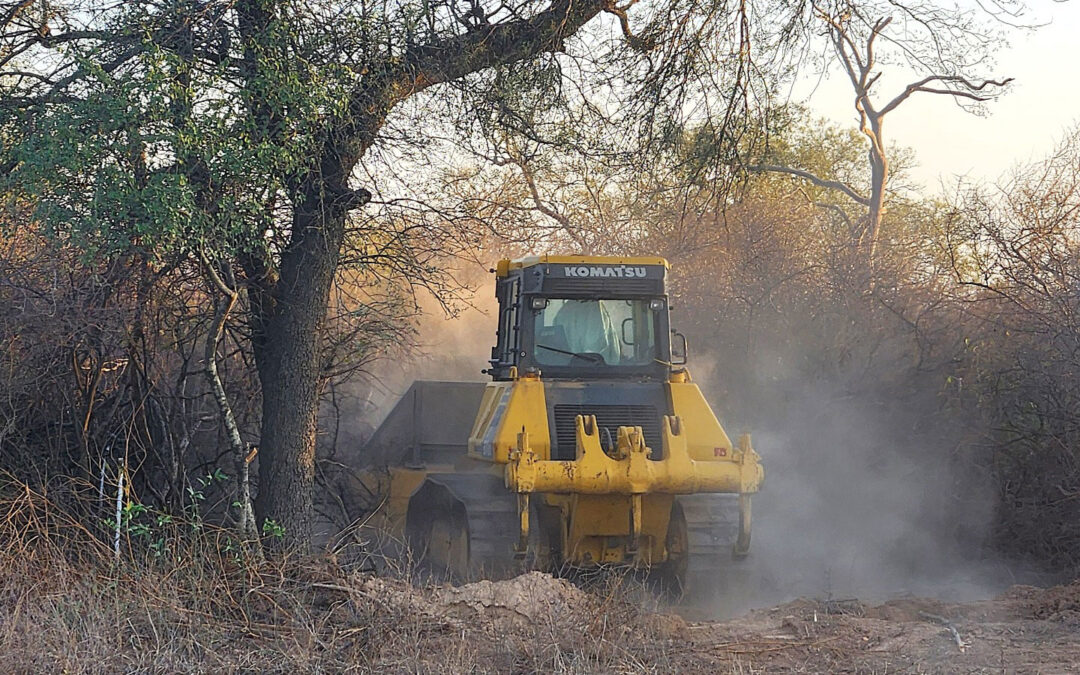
[487,256,674,381]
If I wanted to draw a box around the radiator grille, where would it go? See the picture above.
[552,404,662,460]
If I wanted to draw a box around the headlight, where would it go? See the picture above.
[649,298,665,311]
[531,297,549,310]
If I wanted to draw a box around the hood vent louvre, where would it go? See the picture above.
[551,404,661,461]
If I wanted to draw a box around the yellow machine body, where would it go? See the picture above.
[462,369,762,567]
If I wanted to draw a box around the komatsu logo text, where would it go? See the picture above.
[563,265,648,278]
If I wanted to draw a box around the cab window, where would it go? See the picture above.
[533,299,657,366]
[494,278,520,365]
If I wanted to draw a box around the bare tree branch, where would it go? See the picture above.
[880,75,1014,115]
[744,163,871,205]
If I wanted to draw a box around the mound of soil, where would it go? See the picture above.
[1024,579,1080,620]
[436,571,593,625]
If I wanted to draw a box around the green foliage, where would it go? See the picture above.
[0,3,357,266]
[261,518,286,539]
[100,465,257,560]
[183,468,230,520]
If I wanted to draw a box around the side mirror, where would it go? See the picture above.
[621,317,635,345]
[671,330,688,365]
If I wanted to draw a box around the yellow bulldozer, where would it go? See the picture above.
[359,255,764,594]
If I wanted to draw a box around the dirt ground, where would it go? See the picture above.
[407,572,1080,673]
[678,581,1080,673]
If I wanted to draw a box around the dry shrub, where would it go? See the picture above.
[0,479,443,673]
[0,479,719,674]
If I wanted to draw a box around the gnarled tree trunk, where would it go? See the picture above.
[243,0,603,550]
[252,191,354,550]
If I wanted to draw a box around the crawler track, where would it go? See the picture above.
[676,493,753,600]
[412,473,521,581]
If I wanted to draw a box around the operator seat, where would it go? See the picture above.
[552,300,620,365]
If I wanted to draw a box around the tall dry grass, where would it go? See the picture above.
[0,479,721,673]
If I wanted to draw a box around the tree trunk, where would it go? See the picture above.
[240,0,600,551]
[864,119,888,268]
[202,268,261,546]
[252,188,350,551]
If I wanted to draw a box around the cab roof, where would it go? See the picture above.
[496,255,669,277]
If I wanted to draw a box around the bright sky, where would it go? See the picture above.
[800,1,1080,192]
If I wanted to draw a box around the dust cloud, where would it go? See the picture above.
[334,266,1044,618]
[330,265,498,455]
[695,364,1045,619]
